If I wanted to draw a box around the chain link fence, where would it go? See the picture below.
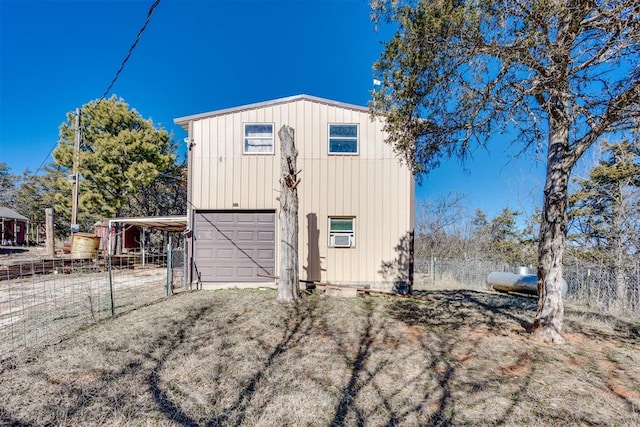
[415,257,640,318]
[414,258,514,291]
[564,261,640,316]
[1,246,187,355]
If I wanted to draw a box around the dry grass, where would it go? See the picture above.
[1,288,639,426]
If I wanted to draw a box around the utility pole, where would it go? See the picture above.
[71,108,81,233]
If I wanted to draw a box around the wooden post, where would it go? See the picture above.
[277,125,300,301]
[45,208,55,258]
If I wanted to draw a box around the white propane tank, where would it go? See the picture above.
[487,270,567,296]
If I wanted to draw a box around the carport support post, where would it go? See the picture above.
[183,233,189,289]
[166,235,172,296]
[277,125,300,301]
[141,228,146,268]
[107,253,115,316]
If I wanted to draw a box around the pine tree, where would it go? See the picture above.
[569,139,640,312]
[53,96,177,228]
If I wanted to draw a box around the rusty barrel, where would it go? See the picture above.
[71,233,101,259]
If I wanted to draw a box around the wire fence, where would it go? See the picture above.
[4,251,638,355]
[565,262,640,317]
[0,248,187,355]
[415,257,640,318]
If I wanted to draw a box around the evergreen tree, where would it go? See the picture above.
[53,96,177,228]
[370,0,640,343]
[13,166,71,241]
[0,162,17,207]
[487,208,523,264]
[569,138,640,311]
[125,161,187,218]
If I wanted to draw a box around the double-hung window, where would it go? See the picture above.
[328,124,358,154]
[244,123,274,154]
[329,217,355,248]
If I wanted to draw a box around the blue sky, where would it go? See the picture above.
[0,0,547,220]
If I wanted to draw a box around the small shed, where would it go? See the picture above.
[0,207,29,245]
[94,221,143,252]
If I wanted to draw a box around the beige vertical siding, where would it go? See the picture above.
[187,97,414,287]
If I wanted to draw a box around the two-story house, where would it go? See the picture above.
[174,95,414,291]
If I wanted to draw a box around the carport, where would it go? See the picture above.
[105,215,187,266]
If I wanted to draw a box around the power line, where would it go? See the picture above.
[100,0,161,101]
[27,0,162,179]
[30,144,57,178]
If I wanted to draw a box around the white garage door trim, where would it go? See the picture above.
[193,210,276,282]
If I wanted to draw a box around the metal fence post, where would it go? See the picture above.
[183,234,188,289]
[166,236,172,296]
[107,254,115,316]
[431,256,436,287]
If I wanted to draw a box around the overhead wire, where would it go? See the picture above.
[27,0,161,178]
[99,0,161,102]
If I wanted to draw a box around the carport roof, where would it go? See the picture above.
[106,216,187,232]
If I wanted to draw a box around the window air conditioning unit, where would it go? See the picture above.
[330,234,352,248]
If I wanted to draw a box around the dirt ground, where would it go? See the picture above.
[1,287,639,426]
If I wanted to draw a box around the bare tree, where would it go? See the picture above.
[277,125,300,301]
[415,192,480,260]
[370,0,640,343]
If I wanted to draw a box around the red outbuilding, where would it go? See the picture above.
[0,207,29,245]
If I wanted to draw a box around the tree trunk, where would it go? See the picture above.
[612,182,626,314]
[533,114,570,344]
[277,125,300,301]
[114,222,122,256]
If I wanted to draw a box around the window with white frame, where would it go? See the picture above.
[328,217,355,248]
[328,124,358,154]
[244,123,274,154]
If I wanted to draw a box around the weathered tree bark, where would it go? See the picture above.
[45,208,55,258]
[114,222,122,256]
[533,101,570,344]
[277,125,300,301]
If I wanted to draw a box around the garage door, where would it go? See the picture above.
[194,211,276,282]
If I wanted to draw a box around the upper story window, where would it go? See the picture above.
[328,124,358,155]
[244,123,274,154]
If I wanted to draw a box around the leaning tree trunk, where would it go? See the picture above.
[532,115,571,344]
[277,125,300,301]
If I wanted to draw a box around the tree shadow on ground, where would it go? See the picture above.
[383,290,536,425]
[384,289,631,426]
[2,290,638,426]
[406,289,640,344]
[564,306,640,345]
[407,289,536,333]
[205,300,319,427]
